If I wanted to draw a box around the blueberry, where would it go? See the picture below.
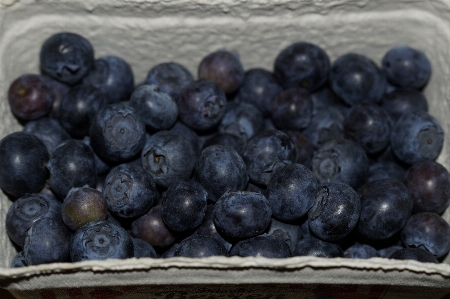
[202,133,245,155]
[6,193,62,247]
[103,163,158,218]
[380,89,428,123]
[378,245,404,259]
[82,136,111,175]
[213,191,272,240]
[218,102,264,142]
[0,132,49,198]
[271,88,313,130]
[274,42,330,92]
[90,103,146,162]
[390,111,444,165]
[161,180,207,233]
[266,218,302,250]
[161,243,180,258]
[23,117,71,154]
[366,161,406,183]
[310,86,350,117]
[401,212,450,258]
[132,238,158,258]
[44,75,70,119]
[242,130,297,186]
[357,179,413,240]
[382,46,432,90]
[266,163,318,222]
[292,236,344,258]
[308,183,360,242]
[312,139,369,189]
[173,235,228,258]
[198,49,245,94]
[195,145,248,203]
[192,205,232,251]
[40,32,94,85]
[302,107,345,149]
[46,139,97,199]
[390,248,438,263]
[284,130,314,168]
[23,218,71,265]
[11,251,27,268]
[71,220,133,262]
[230,234,292,258]
[344,244,379,259]
[330,53,387,106]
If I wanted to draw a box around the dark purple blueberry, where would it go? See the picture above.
[71,220,133,262]
[284,131,314,168]
[357,179,413,240]
[202,132,245,155]
[8,74,53,120]
[382,46,432,90]
[242,130,297,186]
[218,102,263,142]
[90,103,146,162]
[177,79,227,131]
[11,251,27,268]
[129,85,178,131]
[236,68,283,116]
[192,205,232,251]
[309,183,360,242]
[198,50,244,94]
[401,212,450,258]
[230,234,292,258]
[23,117,71,154]
[271,88,313,130]
[266,218,302,250]
[46,139,97,199]
[173,235,228,258]
[195,145,248,203]
[274,42,330,92]
[145,62,194,101]
[0,132,49,198]
[312,139,369,189]
[83,55,134,104]
[366,161,406,183]
[142,131,196,188]
[23,218,71,265]
[6,193,62,247]
[266,163,318,222]
[344,244,379,259]
[292,236,344,258]
[213,191,272,240]
[132,238,158,258]
[40,32,94,85]
[380,89,428,123]
[405,161,450,214]
[161,180,207,233]
[62,186,108,231]
[390,111,444,165]
[103,163,158,218]
[302,107,345,149]
[344,104,391,155]
[330,53,387,106]
[390,248,438,263]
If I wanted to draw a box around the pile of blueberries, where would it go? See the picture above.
[3,32,450,268]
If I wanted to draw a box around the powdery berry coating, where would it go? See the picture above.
[380,89,428,123]
[344,244,379,259]
[271,88,313,130]
[23,117,71,154]
[302,107,345,149]
[292,236,344,258]
[390,248,438,263]
[218,102,264,142]
[230,234,292,258]
[266,218,303,250]
[173,235,228,258]
[132,238,158,258]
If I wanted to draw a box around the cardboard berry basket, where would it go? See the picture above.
[1,0,450,298]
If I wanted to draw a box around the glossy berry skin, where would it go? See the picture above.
[308,183,360,242]
[8,74,53,120]
[271,88,313,130]
[131,205,176,248]
[161,180,207,233]
[330,53,387,106]
[380,89,428,123]
[83,55,134,104]
[218,102,263,142]
[312,139,369,190]
[0,132,49,198]
[213,191,272,240]
[46,139,97,199]
[58,85,107,138]
[302,107,345,149]
[71,220,134,262]
[40,32,94,85]
[357,179,413,240]
[192,205,232,251]
[103,163,158,218]
[390,111,444,165]
[274,42,330,92]
[177,79,227,131]
[401,212,450,258]
[130,85,178,131]
[266,218,302,250]
[23,117,71,154]
[173,235,228,258]
[344,244,379,259]
[292,236,344,258]
[266,163,318,222]
[390,248,438,263]
[382,46,432,90]
[405,161,450,214]
[344,104,391,155]
[230,234,292,258]
[90,103,146,162]
[132,238,158,258]
[62,186,108,231]
[236,68,283,116]
[23,218,71,265]
[198,50,245,94]
[196,145,248,203]
[6,193,62,247]
[142,131,196,188]
[242,130,297,186]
